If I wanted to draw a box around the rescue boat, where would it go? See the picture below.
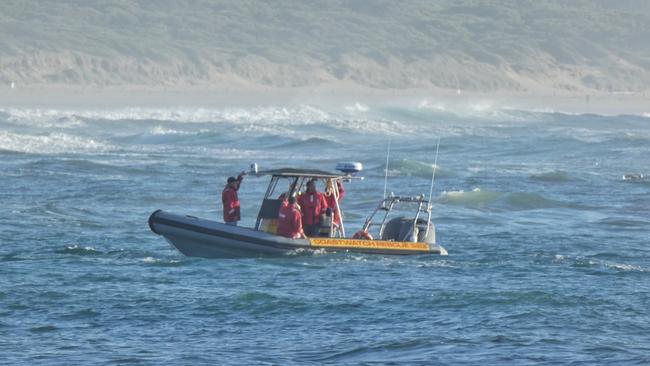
[149,166,447,258]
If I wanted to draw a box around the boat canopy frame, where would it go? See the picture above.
[254,169,350,237]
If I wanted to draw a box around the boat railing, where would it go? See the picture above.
[361,195,433,242]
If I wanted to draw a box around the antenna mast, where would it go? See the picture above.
[383,139,391,200]
[428,136,441,206]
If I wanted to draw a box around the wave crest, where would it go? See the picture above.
[0,106,332,126]
[389,159,454,178]
[439,188,501,207]
[57,245,102,256]
[439,188,564,210]
[0,131,111,154]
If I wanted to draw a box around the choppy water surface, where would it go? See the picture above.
[1,103,649,365]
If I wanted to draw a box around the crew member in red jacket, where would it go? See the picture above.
[277,196,306,239]
[298,179,328,236]
[325,181,345,226]
[222,171,245,225]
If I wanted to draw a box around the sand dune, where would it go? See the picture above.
[1,1,649,104]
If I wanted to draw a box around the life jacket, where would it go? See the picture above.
[298,190,328,226]
[277,204,303,239]
[324,193,342,225]
[222,185,240,222]
[324,181,345,225]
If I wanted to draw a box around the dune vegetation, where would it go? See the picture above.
[1,0,649,93]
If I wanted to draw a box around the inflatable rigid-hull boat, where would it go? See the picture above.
[149,210,447,258]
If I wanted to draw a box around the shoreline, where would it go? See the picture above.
[1,83,649,116]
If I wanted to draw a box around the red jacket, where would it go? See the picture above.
[325,182,345,225]
[336,181,345,201]
[222,177,243,222]
[277,204,303,239]
[298,190,328,226]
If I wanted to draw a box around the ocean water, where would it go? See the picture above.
[1,102,649,365]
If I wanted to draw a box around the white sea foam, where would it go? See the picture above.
[548,126,613,143]
[1,108,87,128]
[415,259,456,268]
[0,103,555,141]
[344,102,370,113]
[0,131,112,154]
[553,254,567,262]
[417,99,446,111]
[605,263,648,272]
[59,245,102,256]
[0,106,414,138]
[1,106,333,126]
[553,253,650,272]
[141,256,181,264]
[442,188,482,197]
[149,126,196,135]
[416,99,541,122]
[3,105,647,132]
[66,245,97,252]
[3,105,646,147]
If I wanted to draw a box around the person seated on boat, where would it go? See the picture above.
[221,171,245,226]
[277,196,306,239]
[298,179,328,237]
[324,180,345,227]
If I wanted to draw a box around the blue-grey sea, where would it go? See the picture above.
[1,102,649,365]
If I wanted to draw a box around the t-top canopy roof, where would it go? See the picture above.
[256,168,344,178]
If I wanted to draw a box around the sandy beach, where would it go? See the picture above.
[2,83,649,116]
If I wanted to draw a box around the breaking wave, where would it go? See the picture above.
[389,159,455,178]
[439,188,501,207]
[0,131,112,154]
[57,245,103,256]
[344,102,370,113]
[141,256,184,266]
[0,106,415,139]
[550,254,650,273]
[149,126,197,136]
[1,106,331,125]
[439,188,564,210]
[115,127,223,145]
[413,99,552,123]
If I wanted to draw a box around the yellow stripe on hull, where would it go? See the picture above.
[309,238,430,251]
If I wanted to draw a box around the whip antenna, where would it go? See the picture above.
[428,136,441,205]
[383,139,391,200]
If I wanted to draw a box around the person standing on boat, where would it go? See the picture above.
[222,171,245,225]
[325,180,345,227]
[277,196,306,239]
[298,179,328,236]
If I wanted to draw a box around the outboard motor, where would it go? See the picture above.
[416,221,436,244]
[381,216,436,244]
